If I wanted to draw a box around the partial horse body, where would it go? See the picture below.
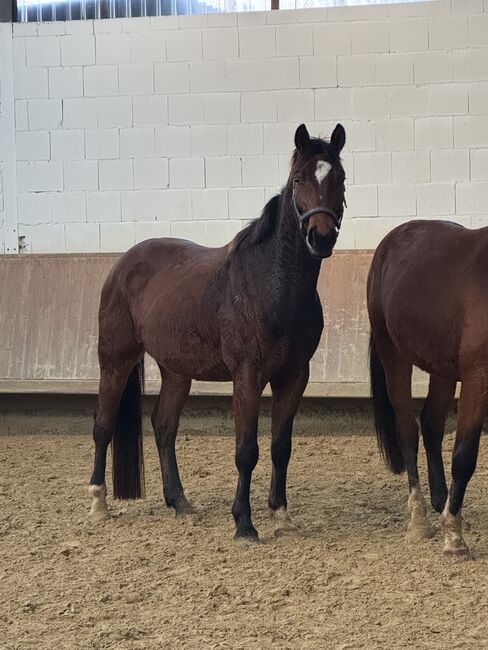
[368,220,488,555]
[89,123,347,540]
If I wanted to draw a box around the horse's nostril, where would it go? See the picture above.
[308,226,318,249]
[307,227,337,254]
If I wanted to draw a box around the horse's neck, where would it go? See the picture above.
[268,194,321,310]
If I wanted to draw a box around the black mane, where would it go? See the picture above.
[231,193,282,252]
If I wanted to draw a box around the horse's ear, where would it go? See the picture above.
[330,123,346,153]
[294,124,311,153]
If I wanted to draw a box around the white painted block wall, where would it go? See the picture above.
[1,0,488,253]
[0,101,4,251]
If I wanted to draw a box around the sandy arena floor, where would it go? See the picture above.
[1,432,488,649]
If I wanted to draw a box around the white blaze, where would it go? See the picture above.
[315,160,331,184]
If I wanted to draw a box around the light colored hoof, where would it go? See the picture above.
[89,506,111,522]
[406,487,433,541]
[88,484,111,521]
[443,533,470,557]
[443,522,470,557]
[274,525,298,538]
[441,508,470,557]
[270,507,299,538]
[406,519,434,541]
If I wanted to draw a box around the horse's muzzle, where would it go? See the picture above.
[307,226,338,258]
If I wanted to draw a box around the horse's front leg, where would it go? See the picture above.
[268,365,309,536]
[231,371,261,541]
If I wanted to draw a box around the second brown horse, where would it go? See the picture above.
[89,123,347,540]
[368,219,488,555]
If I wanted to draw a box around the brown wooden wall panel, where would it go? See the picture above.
[0,251,427,396]
[0,254,114,382]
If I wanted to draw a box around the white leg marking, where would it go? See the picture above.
[440,496,469,556]
[406,486,433,540]
[315,160,331,184]
[89,483,110,521]
[270,506,298,538]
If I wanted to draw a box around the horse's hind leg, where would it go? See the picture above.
[441,379,488,555]
[89,362,135,520]
[382,353,433,540]
[268,365,309,537]
[420,374,456,513]
[152,368,194,516]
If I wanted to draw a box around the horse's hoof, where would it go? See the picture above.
[234,527,259,544]
[270,507,299,538]
[174,501,198,517]
[235,537,260,550]
[406,520,434,541]
[274,525,298,538]
[443,538,471,557]
[89,507,111,522]
[443,546,471,558]
[441,510,470,557]
[88,484,110,522]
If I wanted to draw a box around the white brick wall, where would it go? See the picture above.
[1,0,487,254]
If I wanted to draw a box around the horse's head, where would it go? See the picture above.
[289,123,346,259]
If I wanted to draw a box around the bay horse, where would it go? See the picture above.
[89,123,347,540]
[368,220,488,555]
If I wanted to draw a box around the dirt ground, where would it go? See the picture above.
[1,431,488,650]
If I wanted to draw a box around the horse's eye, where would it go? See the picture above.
[293,176,301,184]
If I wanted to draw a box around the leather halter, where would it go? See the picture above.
[292,181,344,230]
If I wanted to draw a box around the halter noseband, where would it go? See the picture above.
[292,181,344,230]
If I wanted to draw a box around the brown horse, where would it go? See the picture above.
[368,220,488,555]
[89,123,347,540]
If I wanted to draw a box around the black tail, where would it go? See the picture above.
[112,359,145,499]
[369,336,405,474]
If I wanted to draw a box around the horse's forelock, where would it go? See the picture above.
[290,137,342,183]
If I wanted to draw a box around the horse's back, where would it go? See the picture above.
[368,220,488,379]
[104,237,226,293]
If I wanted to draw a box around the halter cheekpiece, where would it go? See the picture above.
[292,180,343,230]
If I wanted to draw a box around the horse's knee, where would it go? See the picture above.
[235,438,259,473]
